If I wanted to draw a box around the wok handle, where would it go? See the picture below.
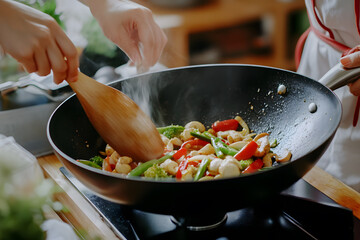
[0,81,26,94]
[0,81,18,92]
[319,62,360,91]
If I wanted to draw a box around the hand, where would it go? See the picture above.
[340,46,360,96]
[85,0,167,71]
[0,0,78,84]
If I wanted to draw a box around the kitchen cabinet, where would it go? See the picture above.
[135,0,307,71]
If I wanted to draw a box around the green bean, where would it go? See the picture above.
[128,152,174,177]
[191,130,238,157]
[211,137,225,158]
[190,130,211,142]
[194,158,211,181]
[77,160,102,169]
[203,131,216,139]
[217,141,238,156]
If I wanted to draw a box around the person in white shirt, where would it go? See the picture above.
[297,0,360,191]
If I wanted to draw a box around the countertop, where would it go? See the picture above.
[37,154,360,240]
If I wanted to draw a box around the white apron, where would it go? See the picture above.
[297,0,360,192]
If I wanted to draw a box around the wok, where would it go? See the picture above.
[47,63,359,221]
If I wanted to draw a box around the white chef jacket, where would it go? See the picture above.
[297,0,360,192]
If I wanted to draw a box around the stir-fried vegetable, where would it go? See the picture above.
[238,159,254,171]
[83,116,292,181]
[77,159,102,169]
[176,159,188,180]
[193,158,210,181]
[129,152,174,177]
[173,148,187,160]
[242,159,264,174]
[144,164,171,179]
[211,119,239,132]
[157,125,185,139]
[181,139,208,150]
[234,141,258,160]
[211,137,225,159]
[89,155,104,166]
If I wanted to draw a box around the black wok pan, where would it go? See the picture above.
[47,64,356,222]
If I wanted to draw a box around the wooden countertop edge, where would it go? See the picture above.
[37,155,122,240]
[303,166,360,219]
[37,154,360,238]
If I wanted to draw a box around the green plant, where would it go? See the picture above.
[81,18,117,58]
[16,0,65,28]
[0,167,60,239]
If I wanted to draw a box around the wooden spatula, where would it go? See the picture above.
[68,72,164,162]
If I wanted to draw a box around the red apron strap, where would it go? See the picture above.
[311,0,335,39]
[295,28,311,69]
[355,0,360,36]
[310,0,350,52]
[353,96,360,127]
[295,2,350,69]
[354,0,360,127]
[311,27,351,52]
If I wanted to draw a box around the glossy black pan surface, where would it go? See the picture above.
[47,64,341,217]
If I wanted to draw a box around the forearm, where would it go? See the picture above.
[76,0,166,69]
[0,0,79,83]
[77,0,129,18]
[0,0,23,35]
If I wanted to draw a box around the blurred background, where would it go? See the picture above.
[138,0,309,71]
[0,0,309,83]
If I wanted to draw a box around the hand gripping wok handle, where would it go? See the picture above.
[319,62,360,91]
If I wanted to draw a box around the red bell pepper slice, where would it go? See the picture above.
[242,159,264,174]
[173,147,187,160]
[211,119,239,132]
[176,159,188,179]
[234,140,258,160]
[205,171,215,177]
[176,158,201,180]
[188,161,200,167]
[181,139,209,150]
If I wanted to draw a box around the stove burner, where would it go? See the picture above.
[60,167,358,240]
[170,214,228,231]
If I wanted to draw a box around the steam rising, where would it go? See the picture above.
[119,65,206,127]
[120,67,168,127]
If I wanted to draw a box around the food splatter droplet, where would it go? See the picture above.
[277,84,286,95]
[308,103,317,113]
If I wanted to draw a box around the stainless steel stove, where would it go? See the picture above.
[61,167,359,240]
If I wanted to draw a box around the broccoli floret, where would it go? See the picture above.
[143,164,170,179]
[89,155,103,167]
[157,125,185,139]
